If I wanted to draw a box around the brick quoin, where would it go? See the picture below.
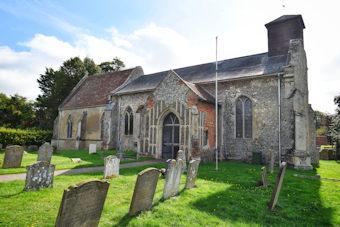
[187,93,216,149]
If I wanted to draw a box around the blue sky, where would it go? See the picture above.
[0,0,340,113]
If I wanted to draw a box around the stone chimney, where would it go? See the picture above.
[265,15,305,57]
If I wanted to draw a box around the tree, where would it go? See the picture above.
[0,93,36,128]
[314,110,332,136]
[99,57,125,73]
[36,56,124,130]
[334,94,340,114]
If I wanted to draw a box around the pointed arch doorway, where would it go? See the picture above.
[162,113,180,159]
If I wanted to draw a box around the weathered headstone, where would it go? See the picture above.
[177,150,187,173]
[269,149,275,174]
[116,138,126,159]
[2,145,24,168]
[163,159,183,199]
[89,144,96,154]
[100,152,105,159]
[52,145,57,154]
[185,159,200,189]
[55,179,109,227]
[261,166,268,187]
[27,145,39,152]
[37,142,53,163]
[165,159,172,172]
[129,168,160,216]
[268,162,287,210]
[24,161,55,191]
[103,155,120,179]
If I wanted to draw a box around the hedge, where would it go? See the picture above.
[0,127,52,147]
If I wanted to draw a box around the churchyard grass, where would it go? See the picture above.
[0,160,339,226]
[0,150,152,175]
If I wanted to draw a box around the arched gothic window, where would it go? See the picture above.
[67,116,73,138]
[236,96,252,138]
[124,107,133,135]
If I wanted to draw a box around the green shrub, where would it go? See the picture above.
[0,127,52,147]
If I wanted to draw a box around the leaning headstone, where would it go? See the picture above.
[27,145,39,152]
[2,145,24,168]
[185,159,200,189]
[269,149,275,174]
[55,179,109,227]
[129,168,160,216]
[163,159,183,199]
[24,161,55,191]
[89,144,96,154]
[261,166,268,187]
[103,155,120,179]
[268,162,287,210]
[37,142,53,163]
[177,150,187,173]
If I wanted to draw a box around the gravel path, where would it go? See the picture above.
[0,159,163,182]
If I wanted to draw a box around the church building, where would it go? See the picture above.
[52,15,317,170]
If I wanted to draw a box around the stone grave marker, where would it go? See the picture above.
[89,144,96,154]
[185,159,200,189]
[24,161,55,191]
[71,158,82,163]
[116,138,126,159]
[261,166,268,187]
[100,152,105,159]
[55,179,109,227]
[52,145,57,154]
[268,162,287,210]
[177,150,187,173]
[103,155,120,179]
[129,168,160,216]
[27,145,38,152]
[37,142,53,163]
[269,149,275,174]
[163,159,183,199]
[2,145,24,168]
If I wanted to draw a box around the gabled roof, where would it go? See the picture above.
[60,68,137,109]
[113,52,287,95]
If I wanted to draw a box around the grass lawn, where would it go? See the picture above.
[0,160,339,226]
[0,149,152,175]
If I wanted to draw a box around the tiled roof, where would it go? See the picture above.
[61,68,135,108]
[114,52,288,95]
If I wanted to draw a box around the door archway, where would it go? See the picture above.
[162,113,179,159]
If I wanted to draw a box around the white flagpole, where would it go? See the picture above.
[215,36,218,171]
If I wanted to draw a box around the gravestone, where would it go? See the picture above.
[24,161,55,191]
[71,158,82,163]
[100,152,105,159]
[27,145,39,152]
[177,150,187,173]
[52,145,57,154]
[89,144,96,154]
[116,138,126,159]
[163,159,183,199]
[129,168,160,216]
[103,155,120,179]
[2,145,24,168]
[268,162,287,210]
[37,142,53,163]
[269,149,275,174]
[185,159,200,189]
[165,159,172,172]
[261,166,268,187]
[55,179,109,227]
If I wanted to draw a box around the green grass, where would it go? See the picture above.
[0,160,339,226]
[0,149,152,175]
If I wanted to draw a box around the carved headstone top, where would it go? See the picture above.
[103,155,120,179]
[37,142,53,163]
[55,179,110,227]
[129,168,160,216]
[24,161,55,191]
[2,145,24,169]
